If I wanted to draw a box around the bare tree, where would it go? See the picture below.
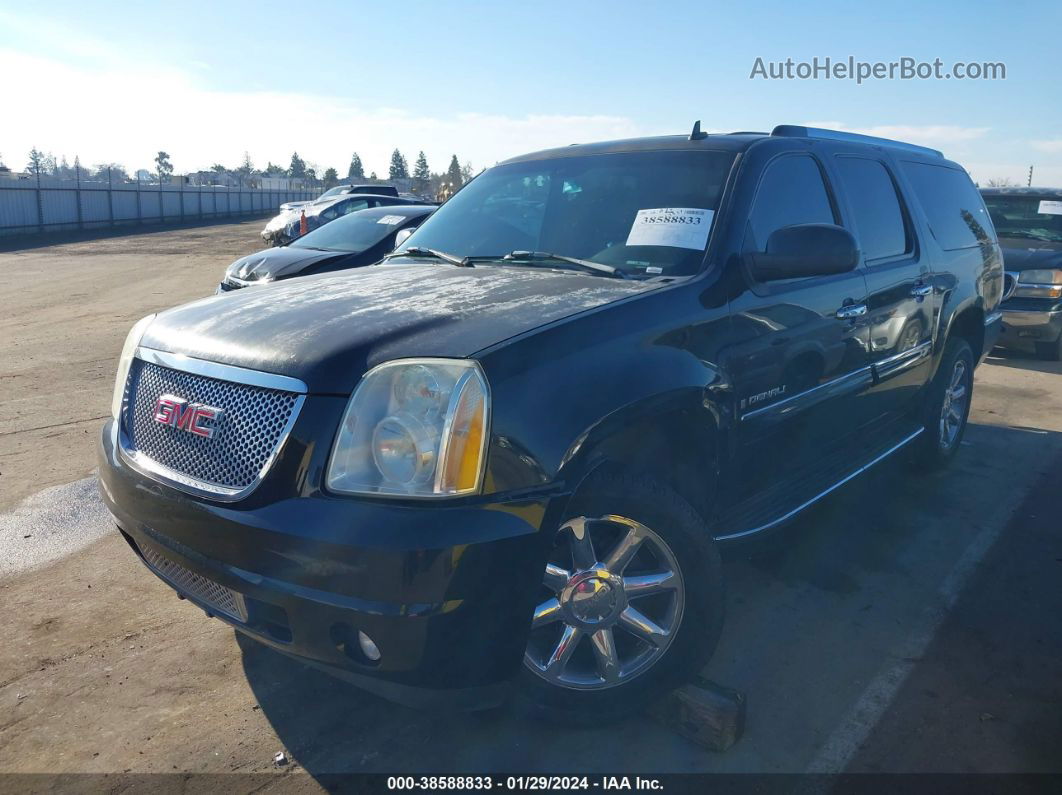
[984,177,1017,188]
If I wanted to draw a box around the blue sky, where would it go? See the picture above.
[2,0,1060,183]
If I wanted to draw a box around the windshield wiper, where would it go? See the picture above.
[384,247,472,266]
[500,251,628,278]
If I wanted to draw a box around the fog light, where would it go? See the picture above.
[357,630,381,661]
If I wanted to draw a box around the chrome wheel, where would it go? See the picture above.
[524,515,684,690]
[939,358,969,450]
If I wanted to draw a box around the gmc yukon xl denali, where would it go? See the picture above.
[99,124,1003,720]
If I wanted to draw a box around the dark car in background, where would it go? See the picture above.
[261,193,430,246]
[981,187,1062,360]
[101,125,1000,720]
[220,205,433,292]
[279,184,400,213]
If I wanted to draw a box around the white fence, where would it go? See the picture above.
[0,175,316,237]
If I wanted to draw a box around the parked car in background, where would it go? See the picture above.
[261,193,428,246]
[101,124,1000,720]
[220,205,434,292]
[279,184,400,213]
[981,187,1062,360]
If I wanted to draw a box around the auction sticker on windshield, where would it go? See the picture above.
[626,208,714,250]
[1038,200,1062,216]
[377,215,406,225]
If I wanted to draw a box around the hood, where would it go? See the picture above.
[142,264,655,393]
[227,246,348,282]
[265,211,298,232]
[998,237,1062,271]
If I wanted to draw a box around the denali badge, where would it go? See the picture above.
[153,394,222,439]
[740,385,788,411]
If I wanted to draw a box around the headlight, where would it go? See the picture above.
[326,359,490,497]
[110,314,156,420]
[1014,269,1062,299]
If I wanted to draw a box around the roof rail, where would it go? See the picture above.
[770,125,944,158]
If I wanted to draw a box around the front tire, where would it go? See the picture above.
[912,337,974,469]
[516,470,723,722]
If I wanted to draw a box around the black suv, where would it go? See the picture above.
[99,124,1003,719]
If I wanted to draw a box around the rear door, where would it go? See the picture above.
[830,153,934,416]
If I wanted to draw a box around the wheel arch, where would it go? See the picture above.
[556,394,724,524]
[941,300,985,367]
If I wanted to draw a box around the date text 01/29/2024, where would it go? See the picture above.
[385,776,664,791]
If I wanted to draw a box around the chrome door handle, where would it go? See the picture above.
[835,304,867,320]
[911,283,933,297]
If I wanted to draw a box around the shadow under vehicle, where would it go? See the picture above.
[981,187,1062,360]
[99,123,1002,723]
[218,205,434,292]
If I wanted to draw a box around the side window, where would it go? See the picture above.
[341,200,368,215]
[901,162,993,250]
[747,155,836,252]
[834,157,909,261]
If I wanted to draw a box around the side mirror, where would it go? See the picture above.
[393,227,415,250]
[748,224,860,282]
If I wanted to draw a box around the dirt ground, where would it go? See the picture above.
[0,223,1060,788]
[0,221,266,511]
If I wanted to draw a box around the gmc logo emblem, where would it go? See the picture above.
[153,394,222,439]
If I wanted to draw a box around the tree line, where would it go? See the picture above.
[10,147,475,199]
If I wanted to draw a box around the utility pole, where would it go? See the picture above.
[1028,165,1034,187]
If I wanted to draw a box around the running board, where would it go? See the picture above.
[713,424,924,542]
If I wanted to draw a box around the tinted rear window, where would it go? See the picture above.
[901,162,994,250]
[835,157,908,261]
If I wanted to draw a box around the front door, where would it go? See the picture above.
[725,151,872,504]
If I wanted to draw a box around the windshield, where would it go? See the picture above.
[290,211,413,252]
[983,195,1062,244]
[400,150,735,277]
[316,186,348,200]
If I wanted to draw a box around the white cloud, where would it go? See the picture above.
[0,47,645,175]
[1031,139,1062,154]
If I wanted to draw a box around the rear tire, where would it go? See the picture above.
[515,469,723,723]
[911,337,974,470]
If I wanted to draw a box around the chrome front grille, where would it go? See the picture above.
[140,545,247,621]
[121,354,302,498]
[1003,271,1018,301]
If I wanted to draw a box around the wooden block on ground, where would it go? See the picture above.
[647,676,746,752]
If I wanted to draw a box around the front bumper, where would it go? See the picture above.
[997,308,1062,349]
[98,419,560,710]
